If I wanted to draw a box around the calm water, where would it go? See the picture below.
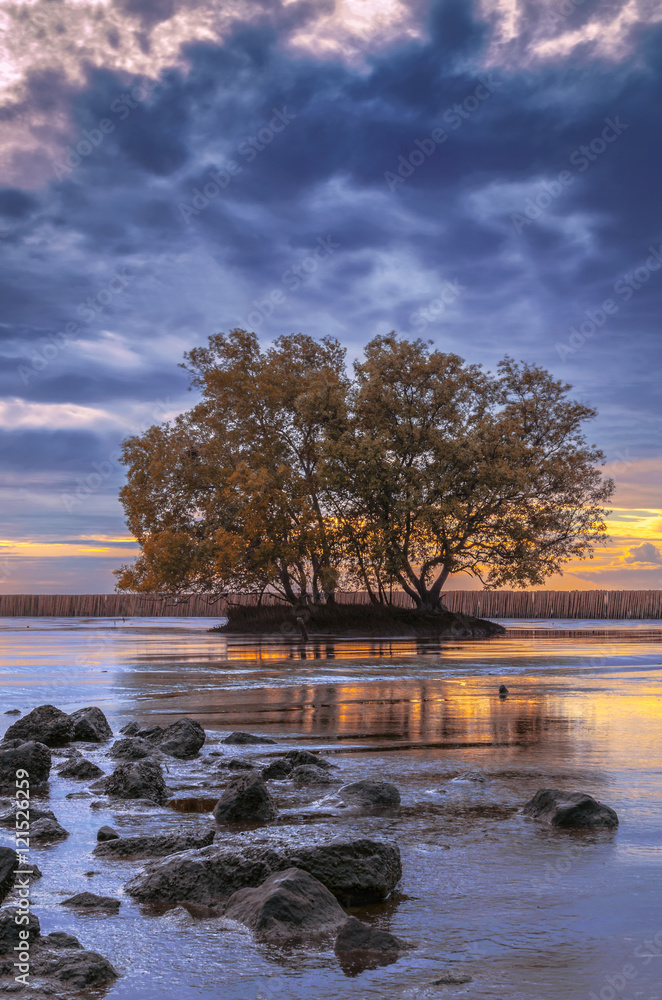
[1,617,661,1000]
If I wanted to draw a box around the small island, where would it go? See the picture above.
[115,331,613,638]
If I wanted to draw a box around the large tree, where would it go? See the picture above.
[115,329,348,603]
[116,331,613,609]
[326,335,614,609]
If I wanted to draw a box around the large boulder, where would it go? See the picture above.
[0,741,51,790]
[57,758,104,780]
[125,838,401,906]
[68,707,113,743]
[30,817,69,841]
[125,845,282,905]
[31,947,119,988]
[223,867,347,943]
[104,759,169,805]
[0,849,17,905]
[334,916,407,971]
[0,805,56,828]
[280,840,402,905]
[213,772,277,826]
[222,732,276,745]
[523,788,619,829]
[108,738,157,761]
[262,760,293,780]
[336,780,401,812]
[149,718,206,759]
[4,705,74,747]
[291,765,331,786]
[94,829,214,859]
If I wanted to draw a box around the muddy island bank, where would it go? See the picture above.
[210,603,507,638]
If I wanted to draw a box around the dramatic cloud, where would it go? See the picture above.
[625,542,662,565]
[1,0,661,592]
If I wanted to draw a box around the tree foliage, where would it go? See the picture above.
[116,330,613,609]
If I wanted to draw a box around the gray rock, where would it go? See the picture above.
[57,758,104,780]
[148,718,206,759]
[3,710,20,716]
[0,907,40,953]
[32,947,119,988]
[280,839,402,904]
[222,758,254,771]
[223,867,347,943]
[94,829,214,859]
[4,705,75,747]
[523,788,619,829]
[291,765,332,786]
[68,707,113,742]
[108,737,157,761]
[431,972,474,985]
[261,760,293,780]
[336,780,401,812]
[0,849,17,905]
[0,806,56,828]
[125,838,401,907]
[105,759,169,805]
[222,732,276,745]
[61,892,120,910]
[0,741,51,789]
[125,844,282,904]
[30,818,69,841]
[284,749,331,769]
[41,931,82,949]
[334,916,407,970]
[213,772,277,826]
[498,684,509,698]
[119,722,141,736]
[96,826,120,842]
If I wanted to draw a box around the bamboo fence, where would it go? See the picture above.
[0,590,661,618]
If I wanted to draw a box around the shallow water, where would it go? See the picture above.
[1,617,661,1000]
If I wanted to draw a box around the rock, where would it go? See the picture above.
[119,722,140,736]
[108,737,157,761]
[32,947,119,988]
[0,907,40,952]
[57,758,104,780]
[280,840,402,904]
[94,830,215,859]
[498,683,509,698]
[222,732,276,745]
[213,772,277,826]
[149,718,206,759]
[451,770,490,783]
[223,758,254,771]
[0,741,51,789]
[261,760,293,780]
[334,916,406,970]
[42,931,82,949]
[96,826,120,842]
[125,838,400,906]
[66,791,93,800]
[125,844,283,905]
[431,972,474,985]
[284,749,331,769]
[61,892,120,910]
[30,818,69,841]
[223,867,346,943]
[291,765,332,786]
[4,705,75,747]
[336,780,401,812]
[0,849,17,905]
[3,710,20,716]
[68,706,113,742]
[0,805,57,828]
[523,788,619,829]
[105,759,169,805]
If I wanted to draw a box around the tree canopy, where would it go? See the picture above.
[115,330,614,610]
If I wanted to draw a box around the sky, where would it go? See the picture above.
[0,0,661,595]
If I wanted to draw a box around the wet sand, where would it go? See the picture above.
[1,617,661,1000]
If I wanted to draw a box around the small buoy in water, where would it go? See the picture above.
[498,683,509,698]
